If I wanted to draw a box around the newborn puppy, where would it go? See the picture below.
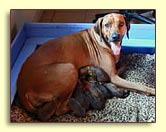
[69,66,130,117]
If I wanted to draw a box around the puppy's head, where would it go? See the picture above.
[95,13,130,55]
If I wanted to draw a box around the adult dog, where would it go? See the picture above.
[17,13,155,121]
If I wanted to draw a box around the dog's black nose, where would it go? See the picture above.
[111,32,120,42]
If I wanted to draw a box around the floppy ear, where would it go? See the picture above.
[94,17,103,42]
[124,16,130,39]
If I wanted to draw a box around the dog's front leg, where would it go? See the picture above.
[111,75,155,96]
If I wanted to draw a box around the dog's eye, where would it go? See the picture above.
[105,23,110,28]
[119,22,124,27]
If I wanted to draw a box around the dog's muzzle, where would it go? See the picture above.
[110,32,121,42]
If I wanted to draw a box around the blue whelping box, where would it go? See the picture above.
[11,23,155,103]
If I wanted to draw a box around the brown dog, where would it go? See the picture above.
[17,13,155,121]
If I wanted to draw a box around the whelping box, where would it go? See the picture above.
[11,23,155,103]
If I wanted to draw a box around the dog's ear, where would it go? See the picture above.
[124,15,130,39]
[94,17,103,42]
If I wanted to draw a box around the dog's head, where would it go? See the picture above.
[95,13,130,55]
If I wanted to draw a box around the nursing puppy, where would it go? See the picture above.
[69,65,130,117]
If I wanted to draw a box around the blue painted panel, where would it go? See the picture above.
[124,24,155,39]
[122,39,155,54]
[11,28,26,68]
[24,23,155,40]
[25,23,93,38]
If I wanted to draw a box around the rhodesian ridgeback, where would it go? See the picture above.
[17,13,155,121]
